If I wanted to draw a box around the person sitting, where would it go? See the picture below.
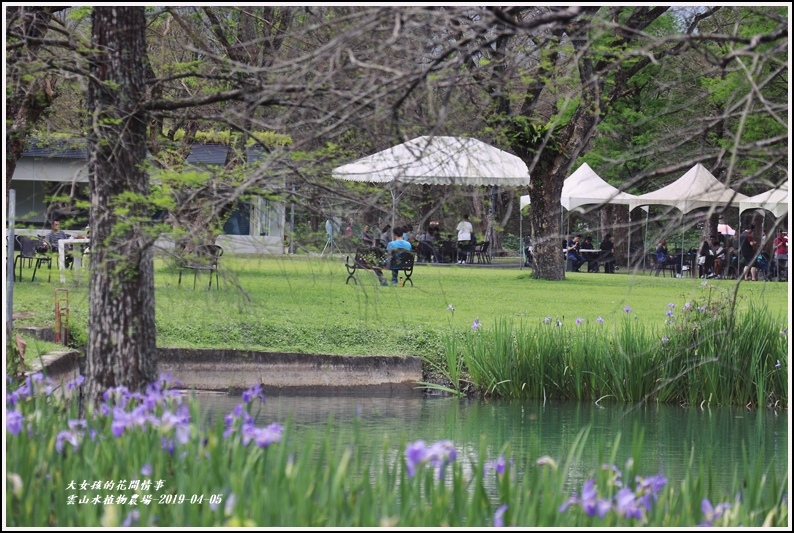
[599,233,616,273]
[386,225,413,285]
[581,235,599,272]
[656,239,681,276]
[566,235,586,272]
[41,219,74,269]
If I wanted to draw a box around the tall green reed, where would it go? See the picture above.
[440,283,788,408]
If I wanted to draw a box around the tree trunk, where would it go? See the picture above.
[86,7,157,402]
[527,171,566,280]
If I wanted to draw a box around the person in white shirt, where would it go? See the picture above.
[456,214,473,264]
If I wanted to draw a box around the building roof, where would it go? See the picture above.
[21,138,267,165]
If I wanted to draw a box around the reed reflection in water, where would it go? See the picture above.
[195,392,787,497]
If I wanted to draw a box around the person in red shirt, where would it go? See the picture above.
[772,229,787,281]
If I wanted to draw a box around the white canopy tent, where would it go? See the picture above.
[630,163,749,271]
[520,162,645,210]
[739,183,789,218]
[519,163,646,266]
[332,135,530,250]
[629,163,748,214]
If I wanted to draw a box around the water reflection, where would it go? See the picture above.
[195,392,787,497]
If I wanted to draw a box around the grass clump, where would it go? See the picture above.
[440,282,788,408]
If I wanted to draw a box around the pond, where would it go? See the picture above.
[196,391,788,498]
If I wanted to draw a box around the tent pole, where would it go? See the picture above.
[643,209,649,271]
[681,216,685,275]
[519,204,523,269]
[391,186,396,232]
[627,208,631,270]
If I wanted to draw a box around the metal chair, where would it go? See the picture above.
[14,235,52,282]
[648,253,676,277]
[473,241,491,264]
[178,244,223,289]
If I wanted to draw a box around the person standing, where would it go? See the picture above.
[711,236,726,278]
[379,224,392,248]
[698,236,718,278]
[361,224,376,247]
[739,224,758,281]
[455,214,473,264]
[772,229,788,281]
[599,233,615,273]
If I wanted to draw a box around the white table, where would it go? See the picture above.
[58,238,90,283]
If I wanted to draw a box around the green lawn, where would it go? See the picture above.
[9,253,790,359]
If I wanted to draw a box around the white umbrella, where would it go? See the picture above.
[717,223,736,236]
[332,136,530,249]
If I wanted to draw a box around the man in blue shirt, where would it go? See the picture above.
[386,226,413,285]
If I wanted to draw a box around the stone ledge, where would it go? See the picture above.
[26,347,424,397]
[25,349,82,384]
[158,348,423,394]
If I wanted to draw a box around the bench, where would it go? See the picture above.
[345,247,415,286]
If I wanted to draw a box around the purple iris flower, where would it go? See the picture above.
[122,509,140,527]
[624,305,632,313]
[242,384,266,404]
[426,440,457,479]
[66,375,85,391]
[596,316,604,324]
[485,456,508,476]
[404,440,427,478]
[472,318,481,331]
[6,409,24,435]
[161,437,176,454]
[55,430,79,453]
[615,488,643,519]
[493,504,508,527]
[6,391,19,408]
[141,464,153,476]
[576,317,584,326]
[241,422,284,448]
[67,419,87,431]
[253,423,284,448]
[636,474,667,500]
[699,498,731,526]
[559,479,612,518]
[111,411,129,438]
